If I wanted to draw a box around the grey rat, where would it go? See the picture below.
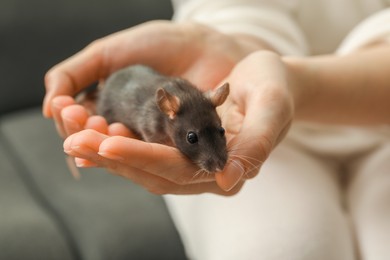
[97,65,230,173]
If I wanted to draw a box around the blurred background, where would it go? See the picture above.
[0,0,173,115]
[0,1,190,259]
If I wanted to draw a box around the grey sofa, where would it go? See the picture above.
[0,1,186,259]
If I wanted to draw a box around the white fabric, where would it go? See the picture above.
[165,1,390,259]
[165,140,357,260]
[337,8,390,54]
[165,124,390,260]
[171,0,389,55]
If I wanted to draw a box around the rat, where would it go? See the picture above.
[96,65,230,173]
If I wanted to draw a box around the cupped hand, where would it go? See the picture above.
[216,51,295,189]
[63,51,296,194]
[64,127,245,195]
[43,21,261,138]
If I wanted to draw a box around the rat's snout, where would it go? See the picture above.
[202,154,227,173]
[215,159,227,172]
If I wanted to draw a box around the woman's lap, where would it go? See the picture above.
[165,140,356,260]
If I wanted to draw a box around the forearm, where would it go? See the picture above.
[287,45,390,125]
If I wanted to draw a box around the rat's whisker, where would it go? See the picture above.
[228,158,254,180]
[229,159,245,172]
[228,154,263,178]
[229,154,264,165]
[191,168,207,182]
[226,137,255,153]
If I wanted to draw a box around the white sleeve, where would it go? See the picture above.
[337,8,390,55]
[171,0,308,56]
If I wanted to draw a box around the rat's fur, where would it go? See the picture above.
[97,65,229,173]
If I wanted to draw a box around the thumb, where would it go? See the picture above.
[215,99,292,191]
[215,128,271,191]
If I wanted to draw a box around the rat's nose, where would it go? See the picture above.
[215,160,226,172]
[205,158,226,173]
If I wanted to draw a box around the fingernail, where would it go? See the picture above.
[223,160,245,191]
[75,160,86,168]
[64,149,73,154]
[98,151,125,162]
[63,135,74,152]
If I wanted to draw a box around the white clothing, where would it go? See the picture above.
[164,1,390,259]
[172,0,390,55]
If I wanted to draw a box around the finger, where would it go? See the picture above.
[64,130,241,195]
[107,122,137,138]
[84,115,109,135]
[75,87,99,115]
[50,96,76,138]
[104,161,243,196]
[215,130,267,191]
[215,156,245,191]
[61,104,89,136]
[146,177,245,196]
[43,21,180,118]
[217,127,268,191]
[216,97,292,191]
[97,136,215,184]
[43,44,107,118]
[63,129,108,163]
[74,157,98,168]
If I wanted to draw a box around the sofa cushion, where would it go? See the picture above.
[0,139,74,260]
[0,108,186,260]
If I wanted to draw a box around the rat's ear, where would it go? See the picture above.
[156,88,181,119]
[208,82,230,107]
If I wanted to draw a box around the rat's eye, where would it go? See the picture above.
[187,131,198,144]
[218,127,225,136]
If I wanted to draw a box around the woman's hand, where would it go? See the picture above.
[43,21,266,138]
[45,19,294,194]
[63,51,296,194]
[215,51,295,190]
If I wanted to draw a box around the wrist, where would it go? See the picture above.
[282,56,312,121]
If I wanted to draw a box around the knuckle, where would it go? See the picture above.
[85,37,104,51]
